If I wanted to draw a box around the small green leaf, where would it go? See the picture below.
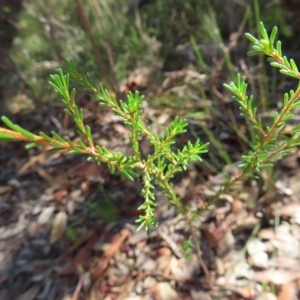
[47,147,66,154]
[39,131,53,142]
[74,118,84,132]
[77,140,87,149]
[0,132,15,141]
[15,126,36,140]
[68,149,83,155]
[51,131,66,142]
[290,59,298,72]
[270,62,284,69]
[1,116,17,130]
[247,50,260,56]
[276,41,282,56]
[259,22,269,41]
[85,125,94,146]
[269,26,278,45]
[283,56,290,68]
[67,140,76,148]
[245,33,258,44]
[64,109,74,118]
[25,143,39,150]
[136,220,146,232]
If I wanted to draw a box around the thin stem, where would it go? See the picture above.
[74,0,121,98]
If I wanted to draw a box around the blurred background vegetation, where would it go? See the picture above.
[0,0,299,121]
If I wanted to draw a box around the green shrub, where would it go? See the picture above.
[1,22,299,235]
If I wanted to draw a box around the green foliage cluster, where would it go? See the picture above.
[1,23,300,235]
[0,60,208,233]
[224,23,300,176]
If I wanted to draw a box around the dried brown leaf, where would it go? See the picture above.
[201,229,218,248]
[37,206,55,224]
[113,124,130,134]
[258,228,275,240]
[0,185,13,195]
[254,269,300,285]
[256,292,276,300]
[92,228,131,278]
[190,288,212,300]
[277,202,300,224]
[277,282,297,300]
[56,228,97,262]
[229,286,258,299]
[56,231,99,276]
[74,163,100,178]
[57,249,91,275]
[53,189,68,202]
[170,256,200,280]
[50,211,68,244]
[36,168,54,182]
[232,197,243,214]
[157,282,178,300]
[66,200,76,214]
[17,153,45,174]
